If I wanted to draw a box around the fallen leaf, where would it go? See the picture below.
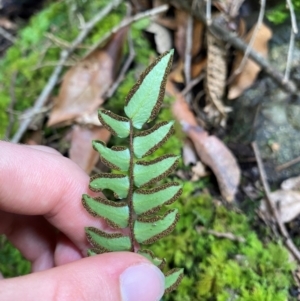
[260,190,300,223]
[281,176,300,191]
[205,28,228,125]
[182,139,198,166]
[174,9,204,60]
[147,21,172,54]
[169,60,184,83]
[191,57,207,79]
[47,28,128,127]
[69,125,111,174]
[169,83,240,201]
[228,23,272,99]
[191,161,208,181]
[214,0,245,19]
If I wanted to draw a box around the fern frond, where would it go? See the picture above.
[83,49,184,294]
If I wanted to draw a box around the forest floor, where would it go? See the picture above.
[1,1,300,300]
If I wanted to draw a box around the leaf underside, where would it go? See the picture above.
[124,50,174,129]
[165,268,184,293]
[83,49,183,294]
[82,194,129,228]
[89,173,129,199]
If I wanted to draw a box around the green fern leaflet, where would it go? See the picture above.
[82,49,184,294]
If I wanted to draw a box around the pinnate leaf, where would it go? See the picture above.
[133,182,182,215]
[98,109,130,138]
[124,50,174,129]
[134,209,179,244]
[133,121,174,158]
[92,140,130,171]
[83,49,183,294]
[85,227,131,252]
[89,174,129,199]
[165,268,184,293]
[138,249,166,269]
[82,194,129,228]
[134,155,179,187]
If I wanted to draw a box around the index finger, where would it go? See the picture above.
[0,141,104,254]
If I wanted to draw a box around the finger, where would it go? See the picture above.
[2,212,84,271]
[0,141,105,254]
[0,212,56,272]
[25,145,62,155]
[0,253,165,301]
[54,232,83,266]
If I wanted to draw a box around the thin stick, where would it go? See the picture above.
[286,0,298,34]
[164,0,297,95]
[196,226,245,243]
[284,0,298,81]
[229,0,266,80]
[11,0,122,143]
[206,0,212,25]
[181,73,204,96]
[0,26,16,43]
[105,33,135,99]
[252,141,300,262]
[276,155,300,172]
[84,4,169,58]
[184,14,193,103]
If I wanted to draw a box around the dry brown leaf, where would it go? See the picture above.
[205,29,228,125]
[147,21,172,54]
[214,0,245,19]
[228,23,272,99]
[47,28,127,127]
[174,9,204,60]
[69,125,111,174]
[191,161,208,181]
[182,139,198,166]
[169,60,184,83]
[169,83,240,201]
[191,57,207,79]
[281,176,300,191]
[260,190,300,223]
[0,17,17,29]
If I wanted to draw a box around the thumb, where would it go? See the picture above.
[0,252,165,301]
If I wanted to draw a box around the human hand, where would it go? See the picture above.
[0,141,165,301]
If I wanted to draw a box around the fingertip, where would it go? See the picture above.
[0,252,165,301]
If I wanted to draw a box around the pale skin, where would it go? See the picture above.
[0,141,165,301]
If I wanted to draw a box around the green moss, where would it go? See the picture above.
[0,236,31,277]
[0,0,126,138]
[151,188,295,301]
[267,0,300,24]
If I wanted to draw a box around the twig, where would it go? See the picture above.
[0,26,16,43]
[287,0,298,34]
[229,0,266,81]
[284,0,298,81]
[196,226,246,243]
[181,73,204,96]
[206,0,212,25]
[31,62,76,71]
[252,141,300,262]
[164,0,297,95]
[276,155,300,172]
[184,14,193,103]
[105,33,135,99]
[11,0,122,143]
[84,4,169,59]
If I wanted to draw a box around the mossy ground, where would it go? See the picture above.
[0,1,297,300]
